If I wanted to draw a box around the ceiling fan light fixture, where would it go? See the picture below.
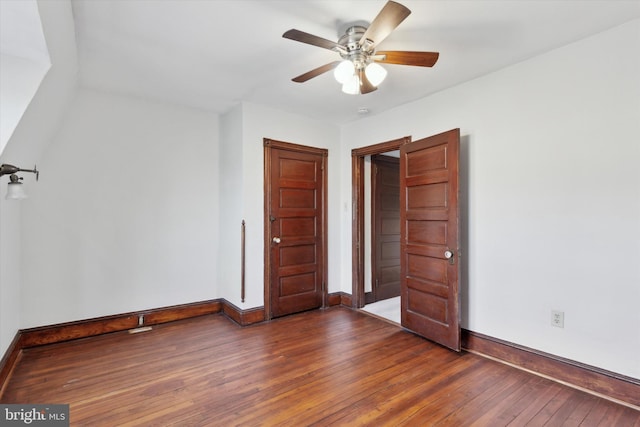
[342,74,360,95]
[365,62,387,87]
[283,1,440,94]
[334,60,355,84]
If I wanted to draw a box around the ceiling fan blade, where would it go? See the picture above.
[374,51,440,67]
[283,29,344,52]
[359,1,411,49]
[292,61,341,83]
[358,69,377,94]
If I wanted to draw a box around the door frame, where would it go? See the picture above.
[264,138,329,320]
[351,136,411,308]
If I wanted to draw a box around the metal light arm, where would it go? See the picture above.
[0,164,39,181]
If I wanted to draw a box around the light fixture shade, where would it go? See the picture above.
[341,74,360,95]
[6,182,27,200]
[334,60,355,84]
[365,62,387,87]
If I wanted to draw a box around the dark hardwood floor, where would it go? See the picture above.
[2,307,638,426]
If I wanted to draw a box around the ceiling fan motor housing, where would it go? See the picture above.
[338,26,374,69]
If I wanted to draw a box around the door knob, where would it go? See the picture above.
[272,237,281,244]
[444,250,454,265]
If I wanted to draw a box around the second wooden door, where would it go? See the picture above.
[265,139,327,318]
[372,154,401,302]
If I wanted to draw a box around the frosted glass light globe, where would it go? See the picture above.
[334,60,355,84]
[365,62,387,87]
[342,74,360,95]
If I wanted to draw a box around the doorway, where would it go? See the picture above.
[264,139,328,319]
[352,137,409,310]
[361,153,402,324]
[370,154,401,304]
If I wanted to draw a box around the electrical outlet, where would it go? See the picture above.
[551,310,564,328]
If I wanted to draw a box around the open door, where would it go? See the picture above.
[400,129,460,351]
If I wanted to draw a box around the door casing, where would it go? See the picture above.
[351,137,410,308]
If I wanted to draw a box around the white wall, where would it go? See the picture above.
[217,105,244,306]
[341,20,640,379]
[0,191,22,355]
[0,0,77,356]
[217,102,341,309]
[20,89,219,327]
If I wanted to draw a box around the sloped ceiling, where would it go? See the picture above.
[0,0,51,153]
[71,0,640,124]
[0,0,50,62]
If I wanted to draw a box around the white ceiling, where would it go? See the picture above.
[70,0,640,124]
[0,0,50,63]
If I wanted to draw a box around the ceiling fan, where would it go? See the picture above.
[283,0,439,95]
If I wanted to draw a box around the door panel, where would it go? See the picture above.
[265,140,327,318]
[372,155,401,302]
[400,129,460,351]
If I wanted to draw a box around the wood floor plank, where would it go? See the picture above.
[526,386,576,424]
[2,307,638,426]
[372,358,503,424]
[504,382,566,426]
[213,329,444,425]
[304,341,460,425]
[579,398,621,427]
[313,351,480,425]
[447,373,543,425]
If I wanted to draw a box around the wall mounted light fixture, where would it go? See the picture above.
[0,164,39,200]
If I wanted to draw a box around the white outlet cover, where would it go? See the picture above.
[551,310,565,328]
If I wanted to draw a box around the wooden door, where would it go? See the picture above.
[372,155,401,302]
[264,139,327,318]
[400,129,461,351]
